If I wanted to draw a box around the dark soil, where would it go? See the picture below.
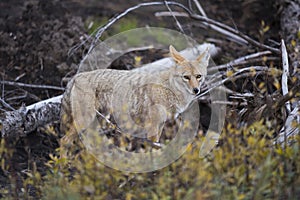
[0,0,282,197]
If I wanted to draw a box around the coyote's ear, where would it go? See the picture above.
[169,45,186,63]
[196,48,210,66]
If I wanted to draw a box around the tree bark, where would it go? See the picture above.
[280,0,300,74]
[1,96,62,137]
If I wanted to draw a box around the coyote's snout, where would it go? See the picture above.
[60,45,210,154]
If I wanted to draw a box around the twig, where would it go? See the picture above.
[0,80,64,91]
[0,98,15,111]
[94,109,121,132]
[164,1,185,34]
[192,0,207,17]
[208,51,272,72]
[272,81,300,111]
[191,0,249,45]
[207,85,252,97]
[6,92,28,102]
[95,109,162,148]
[155,11,248,45]
[20,88,41,101]
[229,92,254,98]
[206,65,274,86]
[188,14,280,54]
[155,11,188,17]
[15,73,26,81]
[211,100,247,106]
[155,8,280,53]
[197,66,270,99]
[281,39,291,113]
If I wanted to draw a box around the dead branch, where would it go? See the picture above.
[192,0,207,17]
[0,98,15,111]
[189,14,280,54]
[272,79,300,144]
[163,1,186,34]
[276,103,300,146]
[190,0,248,46]
[281,39,291,113]
[197,66,270,99]
[155,11,188,17]
[272,83,300,117]
[0,80,64,91]
[155,11,248,45]
[155,10,280,53]
[208,51,273,72]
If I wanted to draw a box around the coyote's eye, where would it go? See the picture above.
[183,75,190,81]
[196,75,202,80]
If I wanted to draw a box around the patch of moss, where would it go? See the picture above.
[84,16,138,40]
[113,17,138,33]
[85,17,109,36]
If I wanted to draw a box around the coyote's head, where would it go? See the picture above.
[169,45,210,96]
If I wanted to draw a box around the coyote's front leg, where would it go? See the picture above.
[146,104,168,143]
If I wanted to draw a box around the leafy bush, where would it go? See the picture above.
[12,121,299,199]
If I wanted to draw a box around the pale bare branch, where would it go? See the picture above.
[198,66,270,99]
[192,0,207,17]
[281,39,291,113]
[1,80,64,91]
[208,51,273,72]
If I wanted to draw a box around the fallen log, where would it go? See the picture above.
[1,96,62,137]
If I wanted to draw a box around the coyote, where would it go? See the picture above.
[60,45,210,152]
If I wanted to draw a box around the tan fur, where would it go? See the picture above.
[60,45,210,155]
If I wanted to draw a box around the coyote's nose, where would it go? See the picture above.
[193,88,200,95]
